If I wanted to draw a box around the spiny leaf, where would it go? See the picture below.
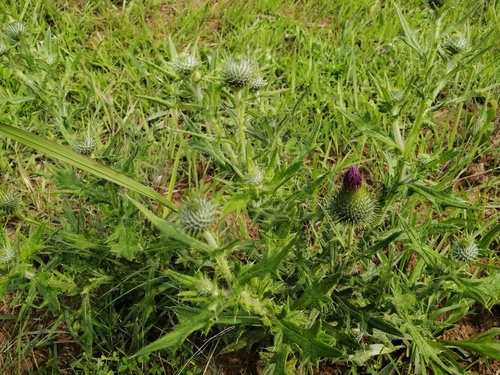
[236,235,296,284]
[128,196,211,254]
[135,309,215,356]
[274,318,343,365]
[408,182,476,211]
[0,123,177,212]
[292,273,342,311]
[439,328,500,360]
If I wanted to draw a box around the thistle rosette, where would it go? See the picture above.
[179,197,215,234]
[451,238,479,262]
[330,167,377,228]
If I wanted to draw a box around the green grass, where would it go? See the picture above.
[0,0,499,374]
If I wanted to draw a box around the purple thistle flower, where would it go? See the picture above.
[343,166,363,191]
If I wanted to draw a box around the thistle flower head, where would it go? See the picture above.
[45,54,57,65]
[0,247,15,264]
[222,58,254,89]
[195,277,217,296]
[179,197,215,234]
[249,76,267,92]
[246,169,264,186]
[73,135,97,155]
[443,36,468,55]
[343,166,363,191]
[389,90,404,103]
[331,167,377,228]
[0,190,18,215]
[0,43,8,56]
[4,22,26,42]
[451,238,479,262]
[174,55,200,77]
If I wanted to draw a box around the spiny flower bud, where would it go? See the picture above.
[45,54,57,65]
[4,22,26,42]
[246,169,264,186]
[389,90,404,103]
[195,277,217,297]
[249,76,267,92]
[451,238,479,262]
[73,135,97,155]
[179,197,215,234]
[330,167,377,228]
[0,43,8,56]
[417,153,433,170]
[174,55,200,77]
[428,0,445,9]
[222,58,254,89]
[0,247,15,264]
[443,36,468,55]
[0,190,18,215]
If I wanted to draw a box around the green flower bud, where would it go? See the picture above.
[73,135,97,155]
[249,76,267,92]
[246,169,264,186]
[222,58,254,89]
[179,197,215,234]
[195,277,217,296]
[0,43,8,56]
[4,22,26,42]
[330,167,377,228]
[46,54,57,65]
[451,238,479,262]
[0,247,15,264]
[389,90,404,103]
[0,190,18,215]
[443,36,468,55]
[417,153,432,168]
[174,55,200,77]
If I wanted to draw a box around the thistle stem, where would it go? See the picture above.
[204,230,233,282]
[348,227,355,250]
[234,89,247,167]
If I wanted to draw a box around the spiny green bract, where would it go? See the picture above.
[73,136,97,155]
[222,58,254,89]
[179,197,215,234]
[330,167,377,228]
[451,238,479,262]
[0,190,18,215]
